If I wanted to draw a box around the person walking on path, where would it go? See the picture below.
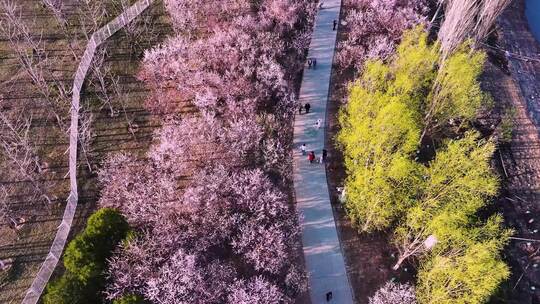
[305,102,311,113]
[292,0,355,302]
[299,103,303,114]
[301,143,307,155]
[333,19,337,30]
[326,291,333,301]
[316,118,322,129]
[322,149,328,163]
[307,58,313,69]
[308,151,316,164]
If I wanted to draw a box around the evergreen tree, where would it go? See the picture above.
[43,208,130,304]
[113,294,149,304]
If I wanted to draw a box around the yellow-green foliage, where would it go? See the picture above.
[338,26,509,303]
[392,26,438,103]
[338,26,491,232]
[417,217,511,304]
[428,41,488,131]
[404,132,499,238]
[338,59,423,232]
[406,135,510,303]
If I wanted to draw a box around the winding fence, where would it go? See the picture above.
[22,0,154,302]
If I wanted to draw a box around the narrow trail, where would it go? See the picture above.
[292,1,354,303]
[21,1,154,303]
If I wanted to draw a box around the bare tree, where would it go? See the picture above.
[473,0,512,42]
[120,0,158,57]
[438,0,511,55]
[79,109,95,172]
[40,0,66,27]
[89,48,138,139]
[77,0,106,38]
[89,48,118,117]
[0,99,53,206]
[0,0,68,130]
[0,186,17,228]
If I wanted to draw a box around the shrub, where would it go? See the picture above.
[369,282,416,304]
[64,208,130,282]
[43,208,129,304]
[43,272,102,304]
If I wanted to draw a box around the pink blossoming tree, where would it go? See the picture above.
[336,0,429,72]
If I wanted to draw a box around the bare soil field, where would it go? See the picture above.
[0,1,172,302]
[481,35,540,304]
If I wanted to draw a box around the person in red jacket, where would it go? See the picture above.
[308,151,315,164]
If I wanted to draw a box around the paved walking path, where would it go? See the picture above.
[293,1,354,303]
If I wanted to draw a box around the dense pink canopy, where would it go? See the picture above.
[100,1,317,303]
[336,0,429,71]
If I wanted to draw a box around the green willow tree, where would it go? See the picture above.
[338,27,491,232]
[337,60,423,232]
[423,42,489,139]
[417,228,510,304]
[392,131,500,269]
[338,26,510,304]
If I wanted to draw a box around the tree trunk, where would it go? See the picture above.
[392,255,408,270]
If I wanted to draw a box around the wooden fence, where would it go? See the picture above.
[21,0,154,302]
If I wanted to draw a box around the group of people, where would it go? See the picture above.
[307,57,317,69]
[301,144,328,164]
[305,3,336,303]
[298,103,322,129]
[298,102,311,114]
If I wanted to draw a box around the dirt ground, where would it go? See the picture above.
[0,1,172,302]
[479,12,540,304]
[485,1,540,303]
[483,58,540,304]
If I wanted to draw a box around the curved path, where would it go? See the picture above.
[22,1,154,303]
[293,1,354,303]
